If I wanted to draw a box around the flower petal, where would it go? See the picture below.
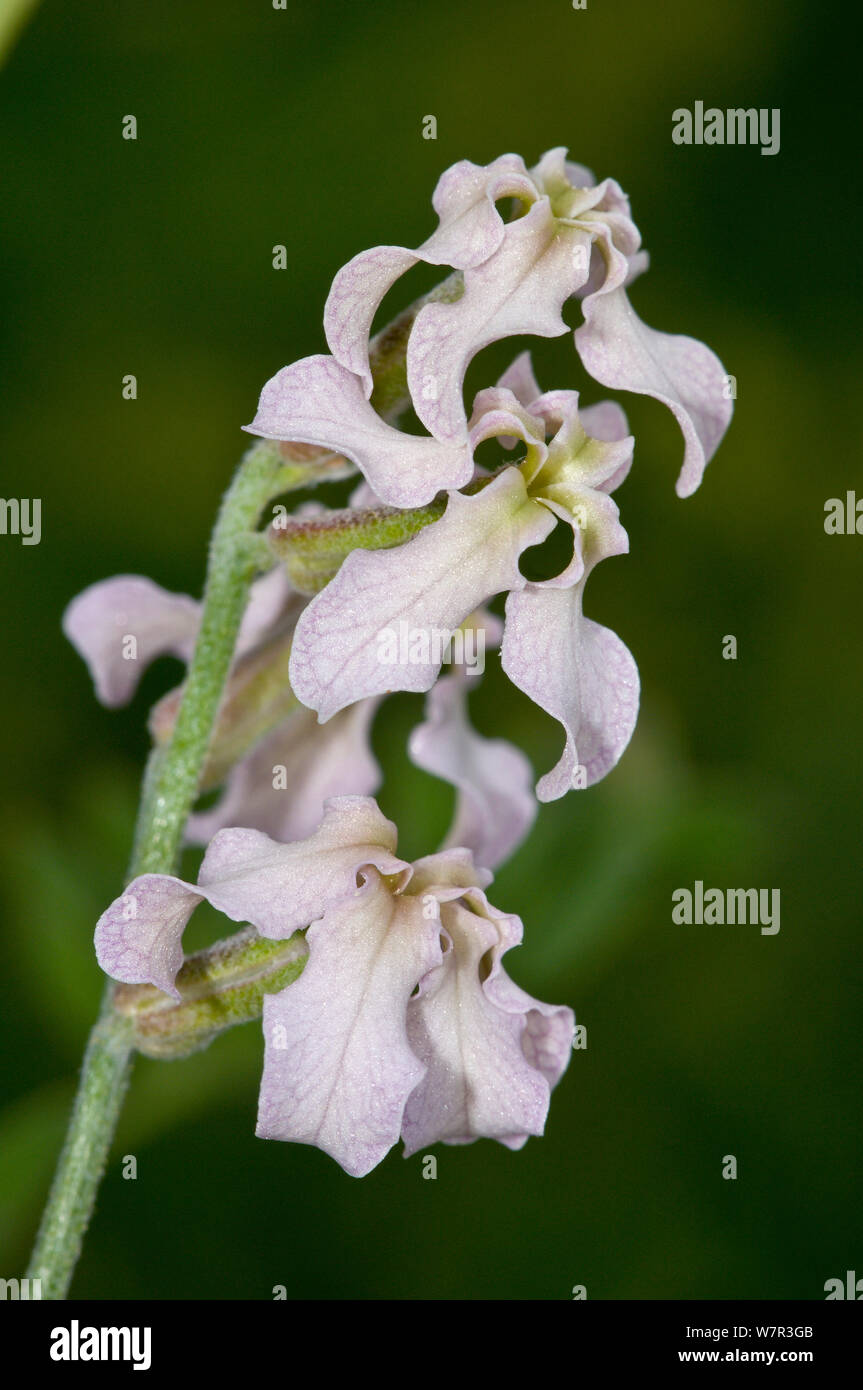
[575,284,733,497]
[407,199,592,443]
[235,566,300,657]
[531,146,595,197]
[185,701,381,846]
[402,896,572,1154]
[197,795,409,938]
[481,942,577,1092]
[289,468,554,721]
[408,672,536,870]
[324,155,538,395]
[324,246,418,396]
[579,399,630,447]
[495,350,542,411]
[534,487,629,594]
[63,576,200,707]
[502,582,640,799]
[94,875,202,998]
[406,847,491,897]
[256,871,442,1176]
[530,389,635,496]
[245,353,473,508]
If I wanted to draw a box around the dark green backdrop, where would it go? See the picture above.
[1,0,860,1299]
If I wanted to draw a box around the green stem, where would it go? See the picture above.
[26,1000,134,1300]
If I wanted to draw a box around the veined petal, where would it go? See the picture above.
[256,872,442,1177]
[407,199,592,443]
[245,354,473,508]
[289,468,555,721]
[185,701,381,846]
[63,576,200,707]
[502,582,639,799]
[95,875,202,998]
[324,155,538,395]
[576,284,733,497]
[197,796,410,939]
[408,673,536,871]
[402,897,569,1155]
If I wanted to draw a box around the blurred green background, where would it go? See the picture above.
[1,0,860,1300]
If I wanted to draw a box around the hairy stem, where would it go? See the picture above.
[26,1002,134,1300]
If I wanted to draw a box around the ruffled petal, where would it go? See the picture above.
[406,847,491,897]
[245,354,473,508]
[256,871,442,1176]
[529,390,634,499]
[575,284,733,497]
[494,352,631,464]
[289,469,554,721]
[197,796,409,938]
[63,576,200,707]
[401,896,572,1154]
[408,673,536,870]
[407,199,592,444]
[527,486,628,591]
[185,701,381,846]
[324,246,418,396]
[94,875,202,998]
[501,582,640,799]
[486,981,576,1095]
[324,155,538,395]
